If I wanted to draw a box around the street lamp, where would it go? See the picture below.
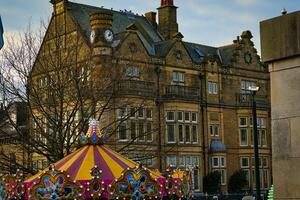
[248,85,261,200]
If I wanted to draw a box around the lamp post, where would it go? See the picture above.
[248,86,261,200]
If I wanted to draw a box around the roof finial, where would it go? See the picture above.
[80,119,105,145]
[281,8,287,15]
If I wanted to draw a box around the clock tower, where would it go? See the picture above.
[89,10,114,65]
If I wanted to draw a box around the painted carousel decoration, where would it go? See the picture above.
[163,167,179,198]
[109,164,161,200]
[86,165,105,198]
[173,168,193,199]
[29,167,83,199]
[0,169,25,200]
[25,119,163,199]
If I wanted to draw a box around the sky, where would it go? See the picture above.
[0,0,300,54]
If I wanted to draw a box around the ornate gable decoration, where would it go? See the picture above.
[29,167,83,199]
[109,165,161,199]
[0,170,25,200]
[86,166,105,198]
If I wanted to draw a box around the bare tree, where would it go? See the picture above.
[0,19,157,174]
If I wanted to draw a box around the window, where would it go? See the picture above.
[138,108,144,118]
[146,157,153,166]
[263,157,268,167]
[185,125,191,143]
[193,169,200,190]
[166,156,176,167]
[220,157,226,167]
[186,156,192,166]
[172,71,185,85]
[239,117,247,127]
[125,66,140,80]
[241,157,249,168]
[146,122,152,142]
[167,124,175,143]
[179,156,185,167]
[192,125,198,143]
[210,124,219,137]
[220,169,226,185]
[179,124,184,143]
[193,156,199,166]
[146,109,152,119]
[130,121,136,141]
[185,112,190,122]
[208,82,218,94]
[261,118,266,128]
[178,111,183,122]
[212,157,219,168]
[242,169,250,188]
[130,108,136,118]
[241,80,256,93]
[192,112,197,123]
[261,129,267,146]
[167,111,175,122]
[240,129,248,146]
[118,122,127,141]
[117,108,126,119]
[263,170,269,189]
[138,122,145,141]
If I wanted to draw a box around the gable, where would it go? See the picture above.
[165,41,194,68]
[115,32,150,62]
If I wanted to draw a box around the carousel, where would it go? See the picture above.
[0,120,194,200]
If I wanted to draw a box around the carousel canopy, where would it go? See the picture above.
[25,120,162,184]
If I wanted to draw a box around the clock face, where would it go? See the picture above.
[90,30,96,44]
[104,29,114,42]
[244,52,252,64]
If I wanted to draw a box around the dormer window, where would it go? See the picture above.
[172,71,185,85]
[125,66,140,80]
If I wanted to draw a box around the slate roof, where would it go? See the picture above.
[66,1,236,64]
[218,44,238,66]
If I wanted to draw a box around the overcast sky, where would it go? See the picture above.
[1,0,300,54]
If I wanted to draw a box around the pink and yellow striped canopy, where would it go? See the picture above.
[25,145,162,184]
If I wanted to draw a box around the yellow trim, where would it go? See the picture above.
[75,146,94,180]
[97,146,124,178]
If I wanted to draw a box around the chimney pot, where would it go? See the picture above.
[145,12,157,29]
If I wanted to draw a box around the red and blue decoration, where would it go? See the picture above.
[29,167,83,199]
[86,165,105,198]
[0,170,25,200]
[109,165,162,200]
[80,119,104,145]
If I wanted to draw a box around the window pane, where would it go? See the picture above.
[167,111,175,121]
[167,156,176,166]
[172,72,177,81]
[178,72,184,82]
[179,124,184,143]
[119,123,127,140]
[178,111,183,121]
[240,129,248,146]
[214,125,219,136]
[185,125,190,143]
[239,117,247,126]
[185,112,190,122]
[212,157,219,168]
[167,124,175,142]
[179,156,185,167]
[138,108,144,118]
[138,122,145,141]
[192,112,197,122]
[241,157,249,168]
[192,125,197,143]
[261,130,266,146]
[146,109,152,119]
[146,122,152,141]
[220,157,226,167]
[193,169,200,190]
[130,121,136,140]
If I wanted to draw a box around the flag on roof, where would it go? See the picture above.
[0,16,4,49]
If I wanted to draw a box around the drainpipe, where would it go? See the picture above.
[155,66,162,172]
[199,71,207,176]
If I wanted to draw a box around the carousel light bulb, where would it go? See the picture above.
[101,181,104,184]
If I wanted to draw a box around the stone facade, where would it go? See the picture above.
[29,0,271,193]
[261,10,300,200]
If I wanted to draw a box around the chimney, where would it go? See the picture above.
[50,0,68,14]
[145,12,157,29]
[157,0,178,40]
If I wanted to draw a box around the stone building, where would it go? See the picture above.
[30,0,271,192]
[261,10,300,200]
